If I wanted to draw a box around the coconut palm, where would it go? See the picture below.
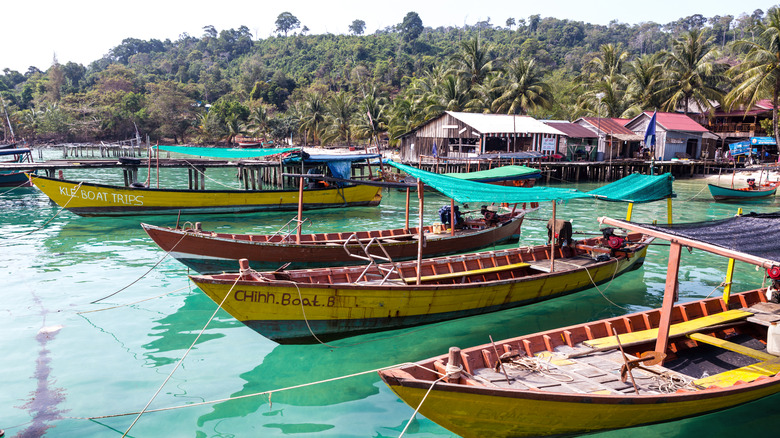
[298,93,327,146]
[624,53,665,115]
[578,44,631,118]
[449,36,495,87]
[726,8,780,145]
[491,57,553,115]
[658,29,725,115]
[323,91,356,145]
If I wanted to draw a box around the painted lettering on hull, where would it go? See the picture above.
[57,186,144,206]
[234,290,335,307]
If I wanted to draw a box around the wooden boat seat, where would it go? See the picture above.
[693,356,780,388]
[402,262,530,284]
[686,332,777,361]
[584,309,754,349]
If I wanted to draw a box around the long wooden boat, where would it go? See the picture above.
[379,214,780,437]
[708,181,779,201]
[27,174,382,216]
[189,232,653,343]
[141,211,525,273]
[0,148,34,187]
[379,289,780,437]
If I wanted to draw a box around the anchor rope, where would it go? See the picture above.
[0,178,32,196]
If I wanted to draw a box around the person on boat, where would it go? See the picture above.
[547,218,574,247]
[439,205,464,229]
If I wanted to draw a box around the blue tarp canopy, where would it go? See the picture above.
[283,153,381,180]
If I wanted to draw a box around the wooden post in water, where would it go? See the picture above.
[550,200,556,273]
[297,176,304,244]
[416,178,424,285]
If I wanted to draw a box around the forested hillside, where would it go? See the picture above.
[0,8,777,146]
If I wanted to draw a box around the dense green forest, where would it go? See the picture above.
[1,7,779,147]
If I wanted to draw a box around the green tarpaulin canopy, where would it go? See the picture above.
[389,161,674,204]
[442,165,541,182]
[588,172,674,203]
[389,161,590,203]
[155,145,297,158]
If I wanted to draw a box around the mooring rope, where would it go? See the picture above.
[80,361,433,421]
[90,230,189,304]
[78,285,190,314]
[1,181,83,241]
[183,159,241,190]
[583,255,626,310]
[120,274,242,437]
[0,179,32,196]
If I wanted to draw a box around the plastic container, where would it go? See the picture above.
[768,322,780,356]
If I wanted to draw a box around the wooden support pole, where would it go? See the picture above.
[550,200,556,273]
[297,176,304,244]
[450,198,455,236]
[626,202,634,221]
[667,197,673,225]
[723,208,741,304]
[405,187,410,232]
[655,242,682,355]
[416,178,424,285]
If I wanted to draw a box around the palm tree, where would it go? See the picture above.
[726,8,780,145]
[243,104,270,140]
[490,57,554,115]
[423,74,475,117]
[624,53,666,115]
[578,44,631,118]
[658,29,725,115]
[298,93,326,146]
[323,91,356,145]
[355,88,387,145]
[449,36,495,87]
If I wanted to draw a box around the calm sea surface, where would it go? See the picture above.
[2,152,780,437]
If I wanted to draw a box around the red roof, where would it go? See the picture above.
[649,111,708,132]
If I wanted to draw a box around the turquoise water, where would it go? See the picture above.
[3,157,780,437]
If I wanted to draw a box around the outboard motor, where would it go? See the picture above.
[602,227,625,250]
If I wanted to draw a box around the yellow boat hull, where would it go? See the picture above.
[191,245,648,342]
[29,174,382,216]
[385,375,780,437]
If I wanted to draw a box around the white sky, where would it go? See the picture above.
[1,0,775,72]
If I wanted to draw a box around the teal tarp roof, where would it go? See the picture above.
[156,145,297,158]
[588,173,675,203]
[443,165,541,182]
[389,161,590,203]
[390,161,675,204]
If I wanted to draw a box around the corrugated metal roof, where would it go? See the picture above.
[447,111,565,136]
[579,117,637,136]
[543,121,598,138]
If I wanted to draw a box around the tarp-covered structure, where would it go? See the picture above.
[389,161,675,204]
[588,173,675,203]
[283,153,381,180]
[627,212,780,263]
[442,165,541,182]
[156,145,297,158]
[390,162,590,203]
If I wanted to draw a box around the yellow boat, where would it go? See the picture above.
[379,213,780,437]
[189,232,652,343]
[28,174,382,216]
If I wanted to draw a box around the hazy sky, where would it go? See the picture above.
[1,0,774,72]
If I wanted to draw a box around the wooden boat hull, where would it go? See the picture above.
[707,183,778,201]
[0,170,33,187]
[378,290,780,437]
[28,174,382,216]
[189,235,651,343]
[142,215,524,273]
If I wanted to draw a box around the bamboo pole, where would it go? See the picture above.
[405,187,410,232]
[450,198,455,236]
[723,207,742,304]
[626,202,634,221]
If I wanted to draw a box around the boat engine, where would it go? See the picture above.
[767,266,780,303]
[601,227,625,250]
